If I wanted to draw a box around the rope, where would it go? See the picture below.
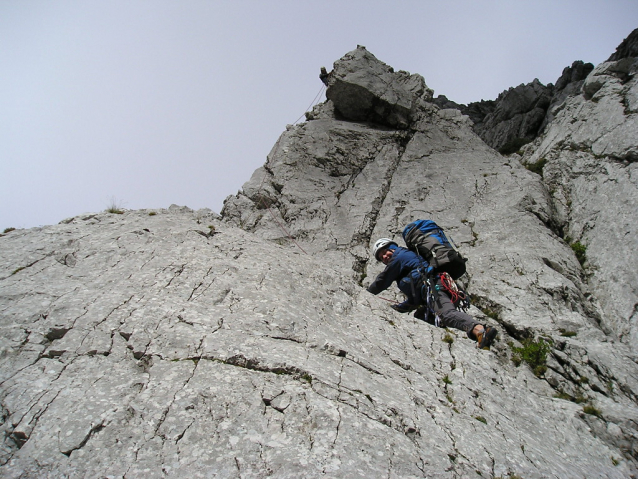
[255,133,309,255]
[260,197,308,255]
[378,296,400,304]
[293,84,326,124]
[250,83,333,255]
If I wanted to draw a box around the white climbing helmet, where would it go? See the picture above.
[372,238,397,261]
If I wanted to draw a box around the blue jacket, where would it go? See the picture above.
[367,246,429,306]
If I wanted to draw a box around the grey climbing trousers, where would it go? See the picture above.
[431,278,479,339]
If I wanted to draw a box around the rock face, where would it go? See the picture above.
[325,45,433,129]
[1,39,638,478]
[608,28,638,61]
[435,61,595,154]
[471,78,554,154]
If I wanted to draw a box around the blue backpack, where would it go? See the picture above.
[402,219,467,279]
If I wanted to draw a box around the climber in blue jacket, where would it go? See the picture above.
[367,238,498,349]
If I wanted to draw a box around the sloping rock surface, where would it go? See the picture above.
[222,44,638,475]
[519,47,638,346]
[2,40,638,478]
[1,208,635,478]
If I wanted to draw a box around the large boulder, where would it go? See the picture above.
[325,45,432,129]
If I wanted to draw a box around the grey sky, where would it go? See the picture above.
[1,1,636,230]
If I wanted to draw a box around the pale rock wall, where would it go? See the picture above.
[520,52,638,347]
[2,39,638,478]
[1,208,635,478]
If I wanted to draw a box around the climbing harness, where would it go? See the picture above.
[438,272,470,311]
[416,270,471,327]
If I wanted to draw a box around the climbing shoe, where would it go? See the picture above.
[476,326,498,350]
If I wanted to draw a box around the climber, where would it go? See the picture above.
[319,66,330,86]
[367,238,498,349]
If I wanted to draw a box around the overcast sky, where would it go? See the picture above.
[1,1,636,230]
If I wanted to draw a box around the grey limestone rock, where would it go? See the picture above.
[442,61,594,154]
[520,49,638,350]
[3,37,638,478]
[608,28,638,62]
[1,208,636,478]
[221,39,638,476]
[325,45,432,129]
[470,78,553,154]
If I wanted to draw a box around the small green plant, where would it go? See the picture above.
[106,197,125,214]
[12,266,26,275]
[480,307,500,321]
[612,457,619,466]
[559,329,577,337]
[570,241,587,266]
[524,157,548,176]
[148,211,157,216]
[510,338,551,377]
[579,376,589,384]
[443,332,454,344]
[301,373,313,384]
[442,375,452,385]
[583,404,602,418]
[554,391,572,401]
[474,416,487,424]
[3,227,15,234]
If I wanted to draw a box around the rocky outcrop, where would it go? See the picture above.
[540,60,595,130]
[2,38,638,478]
[519,43,638,347]
[221,44,638,475]
[437,60,595,154]
[472,78,553,154]
[325,45,433,129]
[608,28,638,61]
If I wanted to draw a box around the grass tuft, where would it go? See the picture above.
[524,157,548,176]
[510,338,551,377]
[583,404,603,418]
[570,241,587,266]
[105,197,125,214]
[559,328,577,337]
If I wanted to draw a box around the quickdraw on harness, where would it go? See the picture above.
[412,267,471,327]
[438,272,470,312]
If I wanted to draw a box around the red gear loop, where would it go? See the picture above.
[439,272,466,305]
